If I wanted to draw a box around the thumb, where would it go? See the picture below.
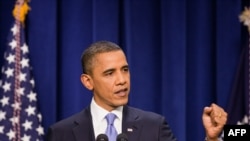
[203,106,212,115]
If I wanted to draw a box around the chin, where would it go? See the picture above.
[116,99,128,106]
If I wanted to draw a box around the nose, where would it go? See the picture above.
[116,71,126,85]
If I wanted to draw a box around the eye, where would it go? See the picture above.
[105,71,113,76]
[123,67,129,72]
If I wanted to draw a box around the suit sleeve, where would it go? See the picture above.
[159,116,178,141]
[46,127,57,141]
[45,126,74,141]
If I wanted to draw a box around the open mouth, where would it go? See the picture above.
[114,88,128,96]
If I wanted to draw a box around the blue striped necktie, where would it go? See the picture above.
[105,113,118,141]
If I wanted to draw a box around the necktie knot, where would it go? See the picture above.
[105,113,116,125]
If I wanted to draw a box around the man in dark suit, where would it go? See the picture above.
[46,40,227,141]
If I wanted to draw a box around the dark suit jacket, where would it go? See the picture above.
[46,105,177,141]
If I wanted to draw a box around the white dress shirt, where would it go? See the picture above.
[90,98,123,138]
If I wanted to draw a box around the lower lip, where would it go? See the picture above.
[116,91,126,97]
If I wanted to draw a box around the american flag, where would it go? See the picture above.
[226,6,250,126]
[226,40,250,125]
[0,1,45,141]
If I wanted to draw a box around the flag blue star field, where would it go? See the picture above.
[0,2,45,141]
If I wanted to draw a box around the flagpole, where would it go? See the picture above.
[14,1,22,140]
[12,0,30,140]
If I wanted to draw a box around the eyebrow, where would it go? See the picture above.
[122,65,129,69]
[103,68,115,74]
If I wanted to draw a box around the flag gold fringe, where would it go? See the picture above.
[12,0,30,24]
[239,7,250,33]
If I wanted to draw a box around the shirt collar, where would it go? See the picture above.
[90,98,123,122]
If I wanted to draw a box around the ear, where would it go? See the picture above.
[80,74,94,90]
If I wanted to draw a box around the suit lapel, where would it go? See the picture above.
[122,106,142,141]
[70,105,142,141]
[72,107,95,141]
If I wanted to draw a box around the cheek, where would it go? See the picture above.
[96,79,115,92]
[102,77,116,86]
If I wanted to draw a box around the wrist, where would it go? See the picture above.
[205,137,218,141]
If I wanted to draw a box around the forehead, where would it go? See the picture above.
[93,50,128,68]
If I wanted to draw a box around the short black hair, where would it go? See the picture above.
[81,40,122,74]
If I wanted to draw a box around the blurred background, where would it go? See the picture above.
[0,0,249,141]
